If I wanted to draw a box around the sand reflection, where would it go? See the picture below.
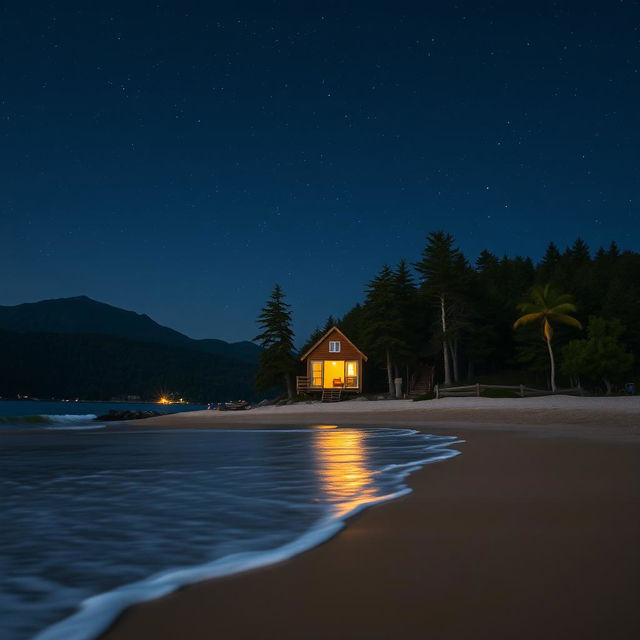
[312,428,378,517]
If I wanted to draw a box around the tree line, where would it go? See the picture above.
[255,232,639,397]
[0,330,257,402]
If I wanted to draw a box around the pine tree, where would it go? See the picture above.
[322,315,337,333]
[538,242,561,283]
[363,265,404,397]
[414,231,469,385]
[298,325,324,358]
[254,284,296,399]
[390,260,420,389]
[339,304,367,353]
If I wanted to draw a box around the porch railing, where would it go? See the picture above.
[296,375,359,392]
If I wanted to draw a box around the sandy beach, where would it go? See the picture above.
[101,396,640,639]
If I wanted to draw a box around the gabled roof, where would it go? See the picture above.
[299,326,368,361]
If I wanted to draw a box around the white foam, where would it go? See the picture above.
[47,415,98,423]
[45,423,106,431]
[33,438,460,640]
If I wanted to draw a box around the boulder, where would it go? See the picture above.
[95,410,165,422]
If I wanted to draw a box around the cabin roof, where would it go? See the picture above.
[299,326,368,361]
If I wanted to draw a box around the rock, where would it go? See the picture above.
[95,410,165,422]
[258,399,270,407]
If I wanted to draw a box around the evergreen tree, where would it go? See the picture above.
[254,284,296,398]
[414,231,469,385]
[363,265,404,397]
[538,242,561,283]
[339,304,366,347]
[567,237,590,263]
[298,315,340,358]
[298,325,324,358]
[322,315,337,333]
[392,260,420,368]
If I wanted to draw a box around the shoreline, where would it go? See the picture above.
[98,397,640,639]
[109,396,640,443]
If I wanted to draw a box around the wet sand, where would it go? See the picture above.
[101,400,640,639]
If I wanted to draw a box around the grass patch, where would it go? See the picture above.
[480,388,520,398]
[412,392,436,401]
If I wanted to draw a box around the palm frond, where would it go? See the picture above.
[516,301,545,314]
[552,314,583,330]
[530,285,548,307]
[513,312,544,328]
[550,302,578,314]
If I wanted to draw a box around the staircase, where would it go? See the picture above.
[409,365,435,396]
[321,388,342,403]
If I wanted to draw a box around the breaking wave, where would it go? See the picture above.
[0,414,98,426]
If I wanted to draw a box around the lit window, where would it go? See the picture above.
[329,341,341,353]
[311,361,323,387]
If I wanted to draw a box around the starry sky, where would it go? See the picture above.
[2,1,639,344]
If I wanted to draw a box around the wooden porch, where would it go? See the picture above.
[296,376,349,402]
[296,376,310,392]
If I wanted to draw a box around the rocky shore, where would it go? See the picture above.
[95,410,166,422]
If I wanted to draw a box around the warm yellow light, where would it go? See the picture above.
[158,396,171,405]
[313,429,376,517]
[332,361,336,365]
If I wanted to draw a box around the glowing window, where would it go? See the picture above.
[345,361,358,388]
[311,361,323,387]
[329,341,341,353]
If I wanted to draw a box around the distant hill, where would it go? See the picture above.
[0,296,262,401]
[0,296,261,364]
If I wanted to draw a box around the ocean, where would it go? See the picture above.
[1,406,460,640]
[0,400,207,428]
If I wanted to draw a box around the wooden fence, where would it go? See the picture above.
[434,383,581,399]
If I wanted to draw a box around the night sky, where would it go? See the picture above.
[2,2,639,344]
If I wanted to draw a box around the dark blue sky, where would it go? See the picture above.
[2,1,639,344]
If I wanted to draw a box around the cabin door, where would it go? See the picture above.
[323,360,344,388]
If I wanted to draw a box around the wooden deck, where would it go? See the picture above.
[296,376,356,398]
[296,376,310,392]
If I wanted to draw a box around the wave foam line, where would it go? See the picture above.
[0,414,98,425]
[34,438,460,640]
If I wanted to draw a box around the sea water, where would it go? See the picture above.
[1,424,460,640]
[0,400,207,428]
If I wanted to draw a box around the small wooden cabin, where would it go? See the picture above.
[297,327,368,396]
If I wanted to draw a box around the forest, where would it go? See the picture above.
[0,330,257,403]
[256,232,639,397]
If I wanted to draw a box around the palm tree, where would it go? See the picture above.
[513,284,582,392]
